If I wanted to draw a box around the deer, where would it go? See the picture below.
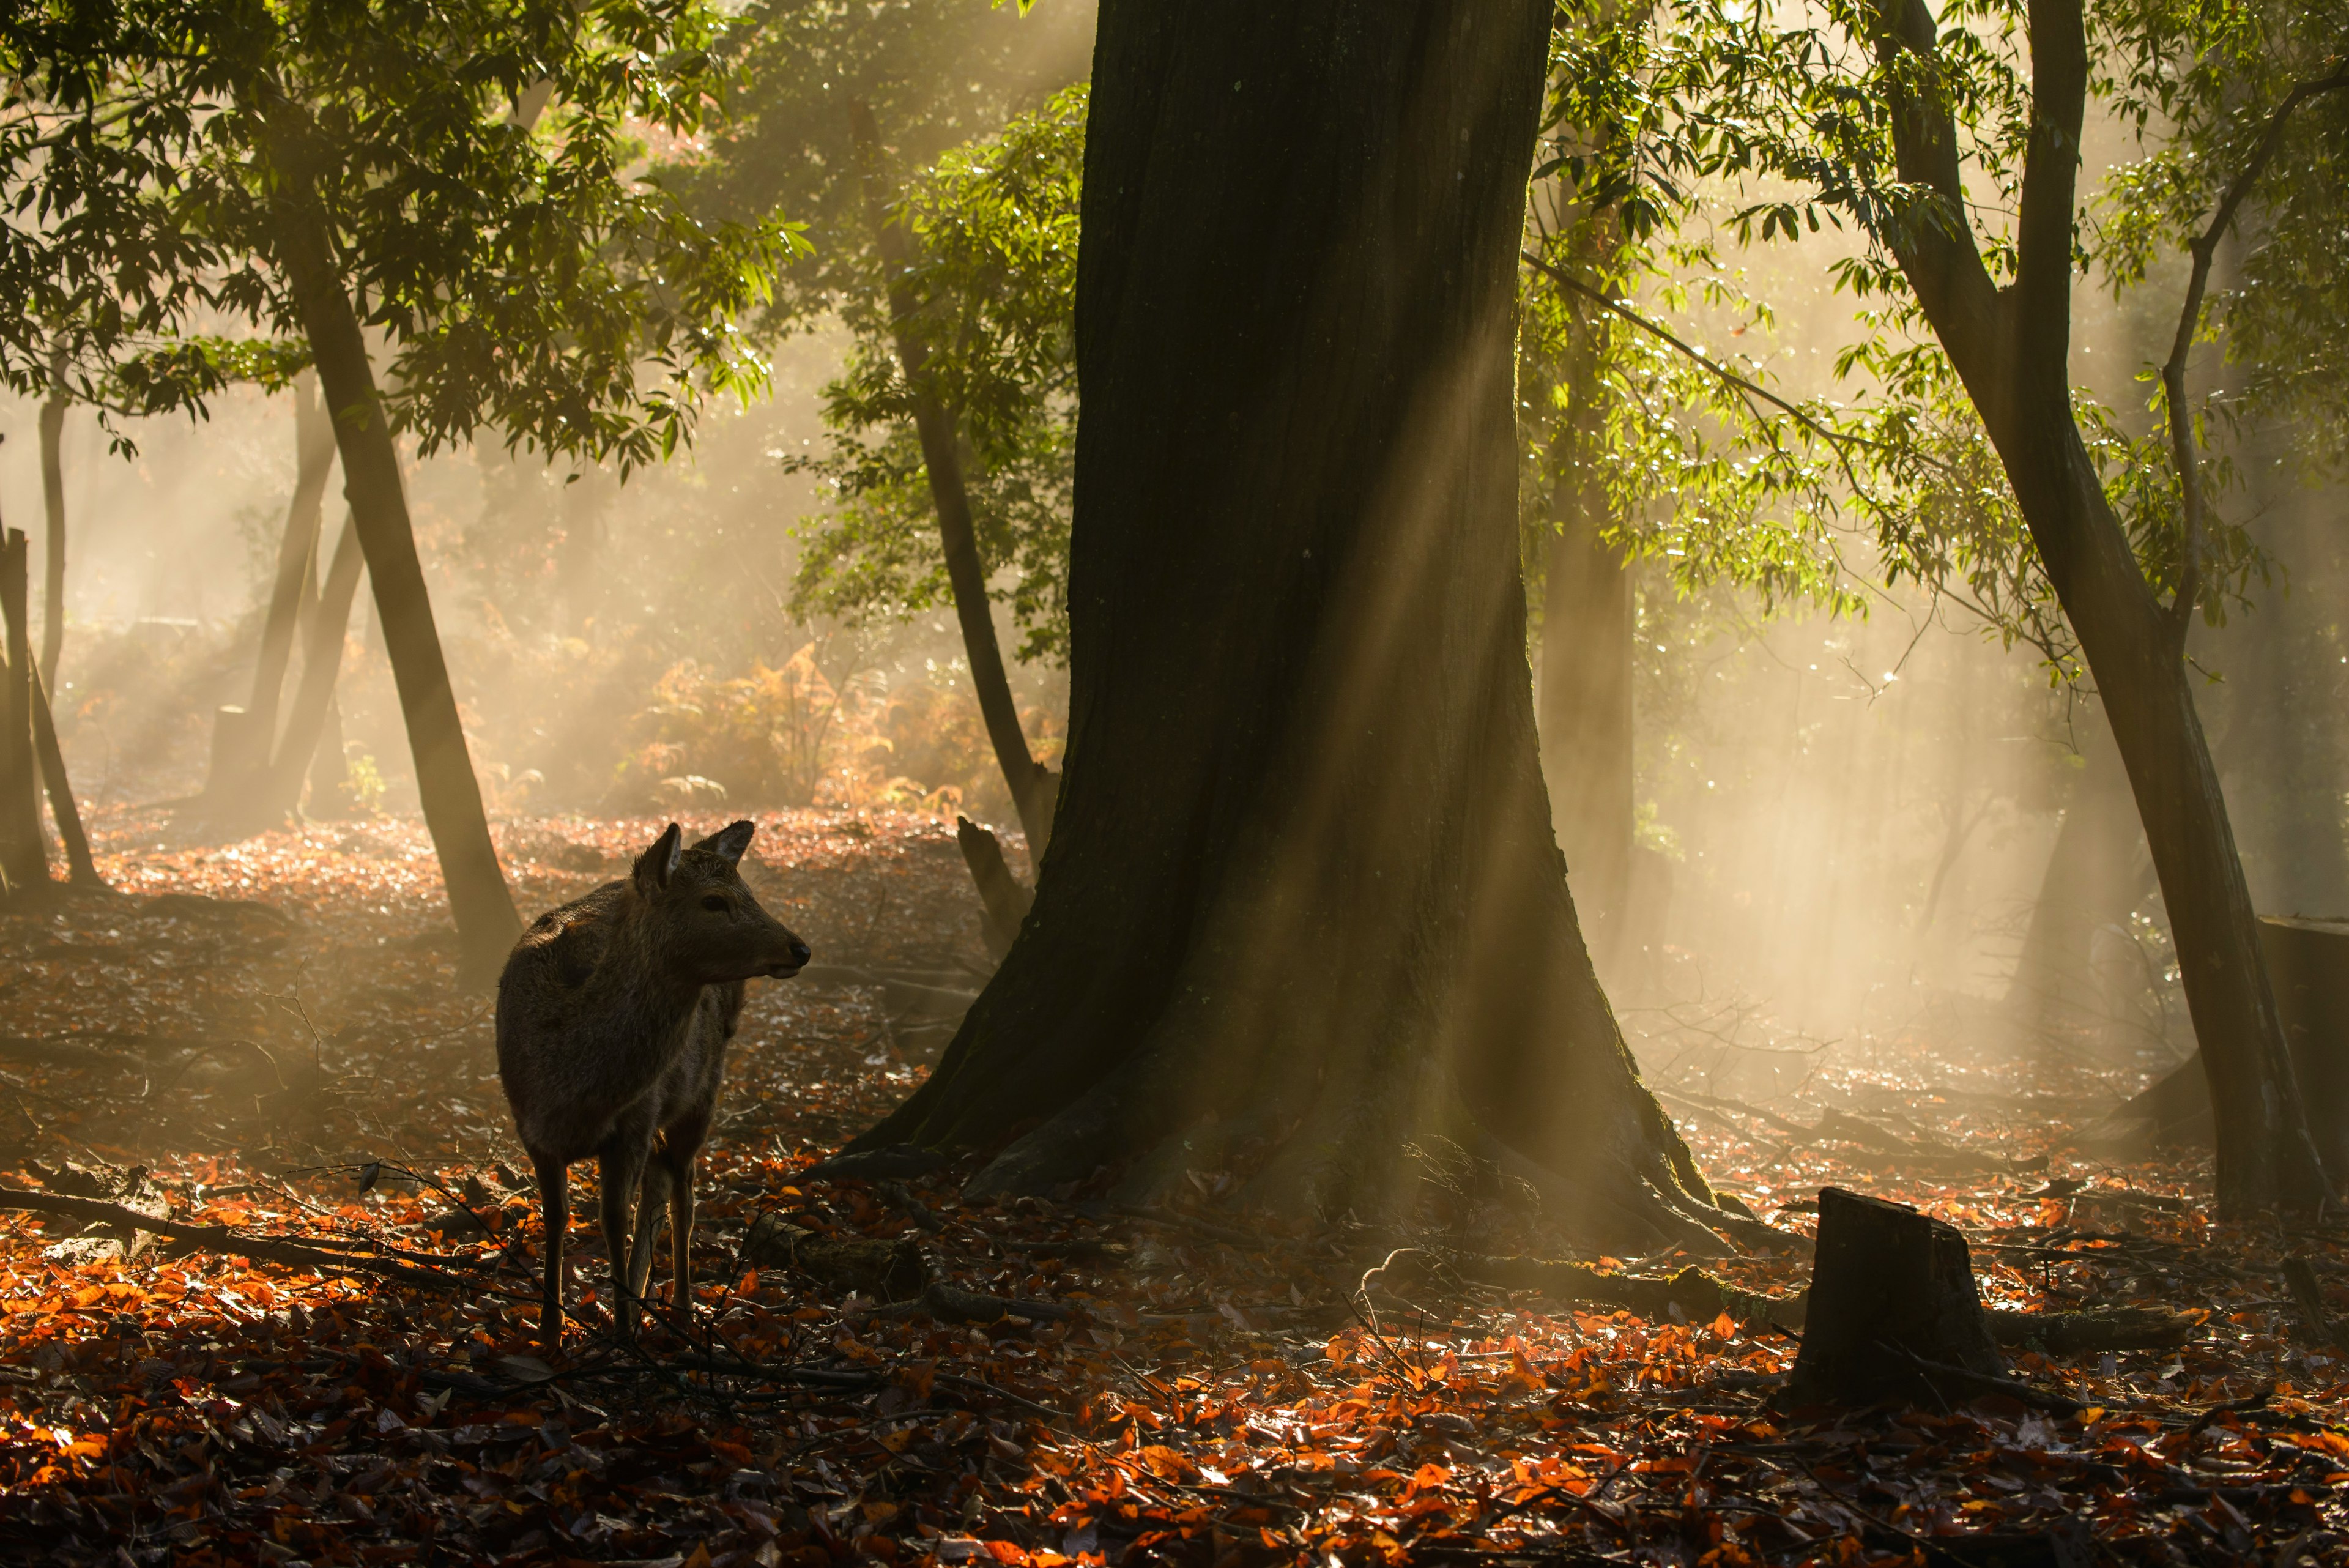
[496,819,809,1343]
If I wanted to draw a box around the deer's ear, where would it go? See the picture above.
[635,823,684,892]
[695,819,755,866]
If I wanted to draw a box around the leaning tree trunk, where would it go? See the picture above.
[264,513,365,819]
[1870,0,2328,1213]
[854,0,1745,1252]
[266,135,519,975]
[206,372,340,823]
[247,373,338,759]
[36,361,66,695]
[847,99,1058,853]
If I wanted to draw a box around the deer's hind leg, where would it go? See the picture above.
[595,1108,657,1336]
[655,1121,707,1313]
[532,1154,568,1347]
[625,1143,674,1307]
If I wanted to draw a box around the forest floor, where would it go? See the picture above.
[0,808,2340,1567]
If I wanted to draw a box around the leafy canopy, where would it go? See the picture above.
[787,82,1083,665]
[0,0,800,469]
[680,0,1088,339]
[1526,0,2344,669]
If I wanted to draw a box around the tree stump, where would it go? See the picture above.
[1789,1187,2004,1405]
[956,815,1034,959]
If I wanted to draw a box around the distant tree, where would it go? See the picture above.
[1568,0,2347,1213]
[0,1,794,973]
[686,0,1088,848]
[683,0,1092,338]
[788,87,1081,669]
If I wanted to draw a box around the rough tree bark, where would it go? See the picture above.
[37,354,67,694]
[265,124,519,975]
[1866,0,2328,1213]
[853,0,1748,1252]
[847,98,1058,853]
[1789,1187,2005,1406]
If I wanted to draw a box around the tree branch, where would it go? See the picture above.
[0,1186,485,1291]
[1522,253,1867,459]
[2160,59,2349,648]
[2013,0,2090,400]
[1861,0,2011,425]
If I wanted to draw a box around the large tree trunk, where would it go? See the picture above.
[267,139,519,976]
[1870,0,2327,1213]
[853,0,1744,1252]
[36,361,66,695]
[846,98,1057,853]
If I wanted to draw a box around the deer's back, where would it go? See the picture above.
[498,880,630,1035]
[495,880,670,1157]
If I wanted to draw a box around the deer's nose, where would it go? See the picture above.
[789,938,812,967]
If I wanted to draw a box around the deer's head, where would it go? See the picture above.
[631,820,810,985]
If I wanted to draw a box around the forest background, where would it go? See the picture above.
[1,0,2342,1065]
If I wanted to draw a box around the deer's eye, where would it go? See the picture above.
[700,894,730,913]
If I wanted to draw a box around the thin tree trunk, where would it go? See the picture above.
[248,373,338,752]
[1868,0,2327,1213]
[308,696,350,814]
[267,513,365,821]
[853,0,1749,1254]
[265,132,518,975]
[29,665,98,888]
[288,511,354,816]
[0,529,47,892]
[1915,793,1987,934]
[558,466,606,634]
[846,97,1056,853]
[37,357,67,695]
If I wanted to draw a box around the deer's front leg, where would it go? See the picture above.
[666,1147,696,1311]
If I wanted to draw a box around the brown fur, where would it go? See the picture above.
[495,820,807,1342]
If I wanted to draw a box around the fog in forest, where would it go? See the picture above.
[9,179,2340,1103]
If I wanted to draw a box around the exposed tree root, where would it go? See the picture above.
[1455,1256,1806,1332]
[951,1049,1764,1262]
[1447,1253,2197,1353]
